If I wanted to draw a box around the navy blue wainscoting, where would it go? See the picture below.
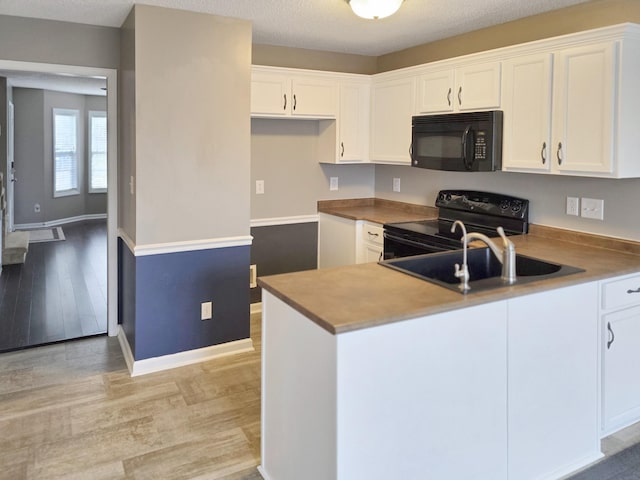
[119,238,137,354]
[250,222,318,304]
[118,238,250,361]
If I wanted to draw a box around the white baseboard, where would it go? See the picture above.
[257,466,271,480]
[250,214,319,228]
[14,213,107,230]
[250,302,262,314]
[117,326,254,377]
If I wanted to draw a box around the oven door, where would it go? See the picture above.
[383,231,453,260]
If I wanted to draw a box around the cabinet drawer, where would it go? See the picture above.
[361,222,383,246]
[602,274,640,310]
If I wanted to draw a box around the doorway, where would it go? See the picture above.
[0,60,118,346]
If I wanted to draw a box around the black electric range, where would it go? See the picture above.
[383,190,529,259]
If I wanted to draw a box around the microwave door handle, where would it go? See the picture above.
[461,125,473,170]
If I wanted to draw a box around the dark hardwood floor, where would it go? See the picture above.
[0,220,107,352]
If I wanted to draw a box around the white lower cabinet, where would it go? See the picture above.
[600,273,640,435]
[318,213,356,269]
[357,221,383,263]
[318,215,383,268]
[507,282,601,480]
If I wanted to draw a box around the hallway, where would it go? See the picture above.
[0,220,107,352]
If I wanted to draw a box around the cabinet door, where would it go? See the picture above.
[602,305,640,434]
[502,53,553,172]
[370,76,415,164]
[362,244,383,263]
[552,42,616,174]
[318,213,356,268]
[416,69,454,114]
[338,82,370,162]
[507,283,600,480]
[455,62,501,111]
[291,77,338,118]
[251,72,290,116]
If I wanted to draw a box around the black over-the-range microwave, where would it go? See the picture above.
[411,110,503,172]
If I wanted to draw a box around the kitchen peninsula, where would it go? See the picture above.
[258,231,640,480]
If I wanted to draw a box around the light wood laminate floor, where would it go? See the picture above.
[0,313,262,480]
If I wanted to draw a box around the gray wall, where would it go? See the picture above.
[13,87,107,225]
[119,9,136,242]
[133,5,252,244]
[0,15,119,69]
[251,119,375,219]
[0,77,7,207]
[375,165,640,241]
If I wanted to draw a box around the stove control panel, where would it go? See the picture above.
[435,190,529,220]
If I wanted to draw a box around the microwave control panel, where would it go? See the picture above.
[474,131,487,160]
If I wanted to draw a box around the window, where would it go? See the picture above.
[53,108,80,197]
[89,111,107,193]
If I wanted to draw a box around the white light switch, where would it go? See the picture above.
[581,198,604,220]
[256,180,265,195]
[330,177,339,191]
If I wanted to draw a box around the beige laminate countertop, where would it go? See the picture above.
[258,233,640,335]
[317,198,438,224]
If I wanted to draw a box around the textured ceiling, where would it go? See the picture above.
[0,0,594,57]
[0,0,593,95]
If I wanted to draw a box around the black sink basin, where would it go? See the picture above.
[380,247,584,293]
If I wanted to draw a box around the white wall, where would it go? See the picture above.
[375,165,640,241]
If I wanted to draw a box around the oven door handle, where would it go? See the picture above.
[383,232,452,253]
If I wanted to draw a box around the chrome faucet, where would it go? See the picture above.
[466,226,517,284]
[450,220,470,292]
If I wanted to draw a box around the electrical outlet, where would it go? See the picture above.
[129,175,135,195]
[393,178,401,192]
[256,180,264,195]
[566,197,579,216]
[201,301,213,320]
[581,198,604,220]
[34,203,41,213]
[330,177,339,191]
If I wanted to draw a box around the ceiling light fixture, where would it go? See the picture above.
[346,0,404,20]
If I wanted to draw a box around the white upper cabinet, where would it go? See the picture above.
[370,75,416,164]
[503,27,640,178]
[503,43,615,175]
[417,61,501,114]
[502,53,554,172]
[552,42,616,175]
[336,80,370,163]
[251,67,338,119]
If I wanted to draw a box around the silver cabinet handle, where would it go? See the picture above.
[283,94,287,111]
[627,287,640,294]
[367,232,379,237]
[340,142,345,158]
[607,322,615,349]
[457,86,462,105]
[378,251,383,262]
[541,142,546,165]
[447,87,452,106]
[293,94,297,111]
[557,142,563,165]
